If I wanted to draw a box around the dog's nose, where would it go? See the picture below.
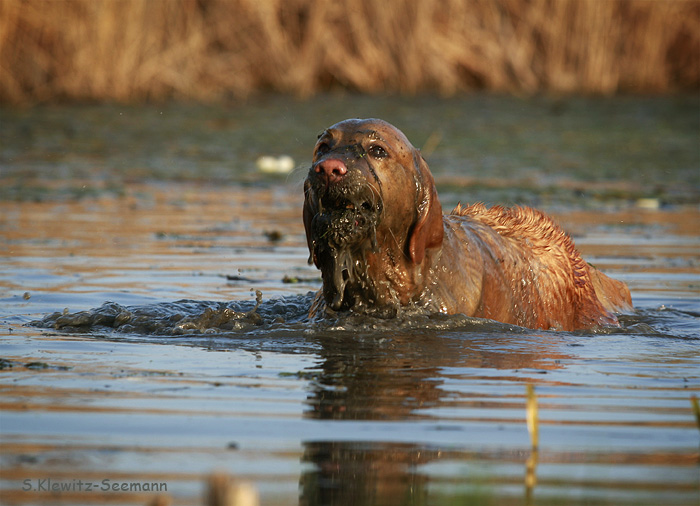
[315,158,347,182]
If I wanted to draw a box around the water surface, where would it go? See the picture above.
[1,96,699,506]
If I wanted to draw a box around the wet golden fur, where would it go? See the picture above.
[304,119,632,330]
[448,203,631,329]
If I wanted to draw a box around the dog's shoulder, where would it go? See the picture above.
[449,202,573,251]
[450,202,600,301]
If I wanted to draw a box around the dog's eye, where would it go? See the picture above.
[367,145,388,159]
[315,142,330,157]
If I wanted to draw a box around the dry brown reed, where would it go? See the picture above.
[1,0,698,103]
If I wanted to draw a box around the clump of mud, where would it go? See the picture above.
[309,201,381,312]
[31,290,529,339]
[33,291,315,336]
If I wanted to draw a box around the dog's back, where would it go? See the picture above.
[448,203,632,329]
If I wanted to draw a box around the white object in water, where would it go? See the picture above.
[636,198,660,210]
[256,155,295,174]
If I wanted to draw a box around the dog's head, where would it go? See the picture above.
[303,119,443,311]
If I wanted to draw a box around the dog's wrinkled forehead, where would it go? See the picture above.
[318,118,415,154]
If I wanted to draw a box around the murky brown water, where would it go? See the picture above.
[1,97,699,505]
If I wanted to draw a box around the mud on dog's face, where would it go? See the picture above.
[303,118,444,310]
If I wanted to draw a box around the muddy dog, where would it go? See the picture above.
[303,118,632,330]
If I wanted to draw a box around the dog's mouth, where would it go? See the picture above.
[314,198,380,248]
[308,181,383,311]
[308,170,382,248]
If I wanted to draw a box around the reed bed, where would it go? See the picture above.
[1,0,698,103]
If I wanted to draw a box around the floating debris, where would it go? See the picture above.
[263,230,284,242]
[636,197,661,210]
[282,274,320,284]
[256,155,295,174]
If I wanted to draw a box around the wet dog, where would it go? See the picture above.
[303,118,632,330]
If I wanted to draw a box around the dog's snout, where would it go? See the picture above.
[314,158,347,183]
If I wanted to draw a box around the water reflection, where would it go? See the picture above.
[300,331,564,505]
[301,441,437,506]
[304,331,569,418]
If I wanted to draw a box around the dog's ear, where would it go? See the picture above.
[408,153,444,264]
[302,181,318,266]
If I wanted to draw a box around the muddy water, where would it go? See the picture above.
[1,97,699,506]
